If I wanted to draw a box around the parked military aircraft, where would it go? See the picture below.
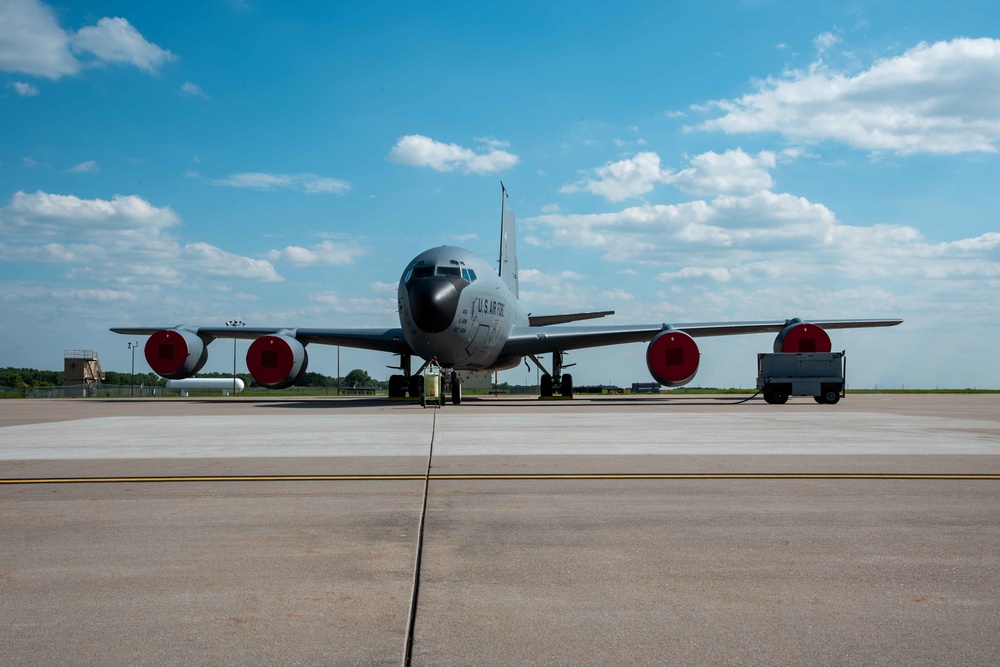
[112,187,901,404]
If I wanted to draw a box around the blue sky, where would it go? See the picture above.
[2,0,999,389]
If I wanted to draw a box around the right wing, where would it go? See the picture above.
[499,319,903,356]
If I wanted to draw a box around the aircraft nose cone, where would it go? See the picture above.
[408,277,461,333]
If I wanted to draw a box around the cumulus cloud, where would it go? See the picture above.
[560,149,777,202]
[697,37,1000,154]
[561,152,666,201]
[213,172,352,194]
[0,190,281,283]
[265,240,365,266]
[0,0,174,79]
[71,17,175,74]
[387,135,519,174]
[526,185,999,293]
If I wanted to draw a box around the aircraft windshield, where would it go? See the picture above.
[405,262,476,284]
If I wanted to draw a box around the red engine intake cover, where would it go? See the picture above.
[247,334,307,389]
[144,329,205,379]
[773,322,831,353]
[646,330,700,387]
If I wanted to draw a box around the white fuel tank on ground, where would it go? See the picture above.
[166,378,245,396]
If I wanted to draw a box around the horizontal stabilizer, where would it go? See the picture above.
[528,310,615,327]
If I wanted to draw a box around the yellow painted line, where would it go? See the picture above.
[2,473,999,485]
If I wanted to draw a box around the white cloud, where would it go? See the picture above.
[526,182,1000,296]
[813,31,841,54]
[0,190,281,283]
[666,150,775,196]
[180,81,207,97]
[1,191,179,238]
[213,172,352,194]
[265,240,365,266]
[387,135,519,174]
[0,1,173,79]
[65,160,100,174]
[71,17,175,74]
[560,149,777,202]
[697,37,1000,154]
[560,152,666,201]
[11,81,39,96]
[0,0,79,78]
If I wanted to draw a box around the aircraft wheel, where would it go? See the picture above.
[540,374,553,397]
[409,375,423,399]
[388,375,405,398]
[451,371,462,405]
[561,373,573,398]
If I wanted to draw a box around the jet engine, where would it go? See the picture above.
[246,334,308,389]
[646,330,700,387]
[773,320,831,353]
[144,328,209,379]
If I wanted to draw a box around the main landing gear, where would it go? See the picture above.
[530,351,574,399]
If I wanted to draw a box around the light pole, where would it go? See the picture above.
[127,341,139,397]
[226,319,245,396]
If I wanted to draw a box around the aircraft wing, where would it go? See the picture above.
[527,310,615,326]
[499,319,903,356]
[110,326,414,355]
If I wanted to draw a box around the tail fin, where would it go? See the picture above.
[498,183,518,298]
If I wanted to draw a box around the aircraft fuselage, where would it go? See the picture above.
[397,246,526,371]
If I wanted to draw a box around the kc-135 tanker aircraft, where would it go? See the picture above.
[113,187,901,404]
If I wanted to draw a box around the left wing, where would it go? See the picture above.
[499,319,903,356]
[110,326,413,354]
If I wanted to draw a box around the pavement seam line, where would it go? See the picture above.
[402,409,435,667]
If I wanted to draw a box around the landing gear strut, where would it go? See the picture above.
[388,353,414,399]
[531,352,574,398]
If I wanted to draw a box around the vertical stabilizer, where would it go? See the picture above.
[498,183,518,298]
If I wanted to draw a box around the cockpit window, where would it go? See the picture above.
[405,262,476,284]
[412,266,434,279]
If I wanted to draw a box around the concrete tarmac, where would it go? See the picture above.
[2,394,999,666]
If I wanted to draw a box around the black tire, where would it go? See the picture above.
[823,389,841,405]
[409,375,423,399]
[764,384,789,404]
[451,371,462,405]
[540,374,553,397]
[561,373,573,398]
[814,395,827,404]
[388,375,404,398]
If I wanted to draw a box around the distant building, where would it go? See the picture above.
[64,350,104,397]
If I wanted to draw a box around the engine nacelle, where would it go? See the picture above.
[646,330,700,387]
[144,328,209,379]
[246,334,308,389]
[774,320,831,353]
